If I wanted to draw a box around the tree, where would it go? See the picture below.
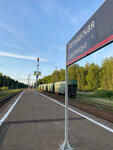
[86,63,100,90]
[37,56,113,91]
[0,73,27,90]
[59,69,65,81]
[0,73,3,87]
[78,67,87,90]
[68,64,79,80]
[100,57,113,90]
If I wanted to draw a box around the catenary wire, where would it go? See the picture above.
[53,0,79,43]
[46,0,69,47]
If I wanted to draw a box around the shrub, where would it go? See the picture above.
[0,86,8,91]
[94,89,113,98]
[82,85,94,92]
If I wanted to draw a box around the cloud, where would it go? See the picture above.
[38,0,60,13]
[25,42,39,53]
[0,51,46,62]
[0,41,23,50]
[0,41,40,53]
[48,45,65,52]
[58,46,65,51]
[69,16,79,26]
[0,22,24,36]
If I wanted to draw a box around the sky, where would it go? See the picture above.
[0,0,112,85]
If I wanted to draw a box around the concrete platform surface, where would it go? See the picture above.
[0,90,113,150]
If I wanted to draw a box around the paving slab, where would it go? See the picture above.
[0,89,113,150]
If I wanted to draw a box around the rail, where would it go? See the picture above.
[75,99,113,112]
[0,90,23,107]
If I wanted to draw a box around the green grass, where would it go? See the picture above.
[78,90,113,101]
[69,95,113,113]
[94,89,113,98]
[0,89,22,100]
[75,95,113,107]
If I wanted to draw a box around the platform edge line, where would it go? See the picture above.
[38,92,113,133]
[0,90,25,126]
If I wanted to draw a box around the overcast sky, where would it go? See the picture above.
[0,0,112,85]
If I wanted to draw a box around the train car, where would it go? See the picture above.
[55,80,77,97]
[68,79,77,97]
[47,83,54,92]
[39,84,48,91]
[38,79,77,98]
[55,81,65,94]
[38,85,41,90]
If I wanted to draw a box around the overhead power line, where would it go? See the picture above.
[0,62,20,80]
[46,0,69,47]
[53,0,79,43]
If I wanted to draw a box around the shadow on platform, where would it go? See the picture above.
[3,117,85,125]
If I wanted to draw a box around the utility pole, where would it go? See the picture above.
[17,83,18,89]
[35,58,39,96]
[28,74,31,90]
[8,81,9,90]
[78,74,80,92]
[55,66,57,82]
[11,82,12,90]
[3,80,5,90]
[112,73,113,87]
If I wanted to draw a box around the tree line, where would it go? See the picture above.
[0,73,27,90]
[38,57,113,91]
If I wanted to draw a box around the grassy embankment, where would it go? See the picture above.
[0,89,22,100]
[76,89,113,107]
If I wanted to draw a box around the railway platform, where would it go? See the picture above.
[0,89,113,150]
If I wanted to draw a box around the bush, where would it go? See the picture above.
[82,86,94,92]
[0,86,8,91]
[94,89,113,98]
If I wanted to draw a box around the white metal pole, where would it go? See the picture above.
[28,76,29,90]
[35,75,37,96]
[28,74,31,90]
[35,58,39,96]
[60,45,72,150]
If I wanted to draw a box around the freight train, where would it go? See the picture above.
[38,79,77,98]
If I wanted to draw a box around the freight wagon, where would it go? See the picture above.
[39,84,48,91]
[38,79,77,98]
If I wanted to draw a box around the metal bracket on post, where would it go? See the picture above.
[60,45,73,150]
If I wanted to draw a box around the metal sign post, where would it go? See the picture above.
[60,46,72,150]
[35,58,39,96]
[60,0,113,149]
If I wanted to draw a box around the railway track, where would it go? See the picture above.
[75,99,113,112]
[39,91,113,122]
[0,90,23,107]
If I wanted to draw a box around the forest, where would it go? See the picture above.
[0,73,27,90]
[38,57,113,91]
